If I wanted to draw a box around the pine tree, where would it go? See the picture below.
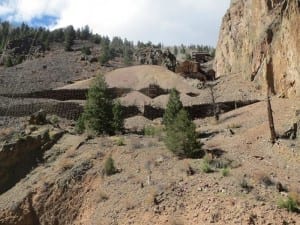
[77,74,114,135]
[64,25,76,51]
[92,34,102,44]
[165,109,201,158]
[173,46,178,56]
[80,25,91,40]
[99,39,111,64]
[163,88,183,127]
[180,44,186,54]
[123,46,133,65]
[112,100,124,133]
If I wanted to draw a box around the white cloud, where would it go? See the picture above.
[0,4,13,15]
[0,0,230,46]
[15,0,66,20]
[0,0,67,21]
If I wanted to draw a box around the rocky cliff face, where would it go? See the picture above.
[214,0,300,97]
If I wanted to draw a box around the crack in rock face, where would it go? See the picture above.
[215,0,300,98]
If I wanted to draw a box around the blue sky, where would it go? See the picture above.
[0,0,230,46]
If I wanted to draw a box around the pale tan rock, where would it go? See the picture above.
[214,0,300,98]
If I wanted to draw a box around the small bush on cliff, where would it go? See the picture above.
[104,155,117,176]
[5,56,13,67]
[278,196,299,213]
[75,115,85,134]
[76,74,123,135]
[81,46,91,55]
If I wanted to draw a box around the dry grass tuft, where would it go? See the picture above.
[58,158,74,173]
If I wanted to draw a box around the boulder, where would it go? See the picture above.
[29,110,47,125]
[135,47,177,72]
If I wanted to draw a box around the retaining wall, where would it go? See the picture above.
[0,88,132,101]
[0,102,83,120]
[0,100,259,121]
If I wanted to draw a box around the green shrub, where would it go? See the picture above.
[5,56,13,67]
[104,156,117,176]
[185,53,192,60]
[201,161,213,173]
[115,137,125,146]
[81,46,91,55]
[278,196,299,212]
[144,125,156,136]
[221,167,230,177]
[143,125,163,137]
[75,114,85,134]
[49,115,59,124]
[201,155,213,173]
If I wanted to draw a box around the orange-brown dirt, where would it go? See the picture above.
[0,20,299,224]
[0,95,299,225]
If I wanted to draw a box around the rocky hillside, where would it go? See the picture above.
[0,98,299,225]
[214,0,300,98]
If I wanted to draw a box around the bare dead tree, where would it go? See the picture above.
[267,90,277,144]
[264,43,277,144]
[207,83,219,121]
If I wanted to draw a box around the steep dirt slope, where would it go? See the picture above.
[0,97,299,225]
[60,65,201,95]
[0,42,120,95]
[214,0,300,97]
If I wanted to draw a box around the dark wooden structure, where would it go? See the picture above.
[192,52,212,63]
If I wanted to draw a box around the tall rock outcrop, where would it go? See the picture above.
[214,0,300,97]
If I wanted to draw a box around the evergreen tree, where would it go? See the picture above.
[75,28,81,40]
[163,88,183,127]
[137,41,145,48]
[123,46,133,65]
[80,25,91,40]
[165,109,201,158]
[173,46,178,56]
[64,25,76,51]
[52,28,64,42]
[81,46,91,55]
[111,36,124,55]
[112,100,124,133]
[77,74,114,135]
[92,34,102,44]
[99,36,111,64]
[39,30,50,50]
[180,44,186,54]
[99,44,110,64]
